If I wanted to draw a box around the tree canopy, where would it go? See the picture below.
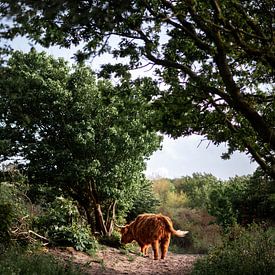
[0,50,161,235]
[0,0,274,179]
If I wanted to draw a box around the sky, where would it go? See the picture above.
[145,135,257,180]
[2,36,258,180]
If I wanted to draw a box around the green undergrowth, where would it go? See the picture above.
[192,223,275,275]
[0,246,85,275]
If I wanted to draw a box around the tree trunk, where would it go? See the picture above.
[105,201,117,236]
[85,180,117,236]
[71,181,117,236]
[94,203,108,235]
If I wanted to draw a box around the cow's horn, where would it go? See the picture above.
[114,223,125,229]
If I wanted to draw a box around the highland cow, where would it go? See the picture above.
[119,213,189,260]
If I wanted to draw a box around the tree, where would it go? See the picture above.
[0,50,161,236]
[172,173,221,209]
[1,0,274,178]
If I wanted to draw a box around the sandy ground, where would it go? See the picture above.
[49,246,201,275]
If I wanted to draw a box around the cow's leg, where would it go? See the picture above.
[152,241,159,260]
[141,244,150,257]
[144,245,150,256]
[140,245,149,257]
[160,235,171,259]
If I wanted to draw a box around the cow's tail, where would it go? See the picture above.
[163,216,189,237]
[173,229,189,237]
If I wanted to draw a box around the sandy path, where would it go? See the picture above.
[50,247,201,275]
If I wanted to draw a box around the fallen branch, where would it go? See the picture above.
[28,230,49,241]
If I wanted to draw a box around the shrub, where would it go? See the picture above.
[0,182,30,249]
[34,196,98,251]
[192,223,275,275]
[170,208,222,254]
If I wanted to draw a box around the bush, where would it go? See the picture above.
[170,208,222,254]
[0,246,83,275]
[34,196,98,251]
[192,223,275,275]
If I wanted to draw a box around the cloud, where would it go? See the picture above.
[146,135,258,180]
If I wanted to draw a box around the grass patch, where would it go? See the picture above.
[0,246,84,275]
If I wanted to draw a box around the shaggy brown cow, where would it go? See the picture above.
[119,213,189,260]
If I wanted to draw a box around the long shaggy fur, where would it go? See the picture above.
[120,213,189,260]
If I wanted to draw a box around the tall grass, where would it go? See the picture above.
[192,223,275,275]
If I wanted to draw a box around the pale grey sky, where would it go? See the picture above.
[145,135,257,180]
[2,37,258,180]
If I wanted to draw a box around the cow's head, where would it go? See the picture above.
[120,225,134,244]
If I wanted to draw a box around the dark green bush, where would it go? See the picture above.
[0,203,13,247]
[192,223,275,275]
[99,230,121,248]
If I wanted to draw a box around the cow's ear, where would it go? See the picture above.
[121,227,128,234]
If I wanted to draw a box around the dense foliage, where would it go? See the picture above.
[152,172,274,254]
[1,0,274,178]
[0,50,160,236]
[170,172,275,229]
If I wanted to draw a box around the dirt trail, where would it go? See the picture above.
[50,247,201,275]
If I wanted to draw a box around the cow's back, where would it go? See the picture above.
[131,214,170,244]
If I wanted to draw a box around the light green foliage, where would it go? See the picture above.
[153,178,188,211]
[152,176,222,253]
[172,173,221,209]
[1,0,274,178]
[192,223,275,275]
[34,196,98,251]
[166,191,188,210]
